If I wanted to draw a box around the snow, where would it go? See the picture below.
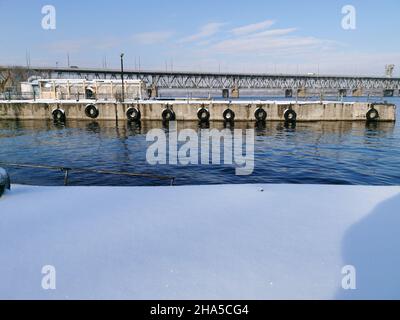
[0,183,399,300]
[4,99,353,105]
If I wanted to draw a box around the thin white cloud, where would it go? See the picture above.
[178,22,225,43]
[43,19,396,76]
[246,28,298,38]
[212,26,334,55]
[213,36,323,54]
[132,31,174,45]
[231,20,275,36]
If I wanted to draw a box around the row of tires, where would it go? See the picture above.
[51,104,381,123]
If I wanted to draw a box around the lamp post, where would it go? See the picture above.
[120,53,125,102]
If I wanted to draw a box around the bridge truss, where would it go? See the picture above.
[2,66,400,91]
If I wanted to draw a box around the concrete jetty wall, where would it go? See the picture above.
[0,100,396,122]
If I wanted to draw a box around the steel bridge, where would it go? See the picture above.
[2,66,400,92]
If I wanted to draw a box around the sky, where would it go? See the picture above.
[0,0,399,76]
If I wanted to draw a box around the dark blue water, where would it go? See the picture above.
[0,97,399,186]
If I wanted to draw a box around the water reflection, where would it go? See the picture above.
[0,119,398,186]
[0,119,395,136]
[86,121,101,134]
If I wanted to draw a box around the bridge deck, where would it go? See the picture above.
[2,66,400,91]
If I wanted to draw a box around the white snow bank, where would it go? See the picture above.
[0,184,399,300]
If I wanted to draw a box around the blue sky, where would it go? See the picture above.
[1,0,399,75]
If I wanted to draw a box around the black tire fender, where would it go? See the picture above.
[223,109,235,122]
[284,109,297,122]
[52,109,66,122]
[85,104,99,119]
[126,107,141,122]
[366,107,379,121]
[197,107,210,122]
[162,107,176,122]
[254,107,267,122]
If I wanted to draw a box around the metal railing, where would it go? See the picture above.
[0,162,175,186]
[0,92,37,101]
[0,92,143,102]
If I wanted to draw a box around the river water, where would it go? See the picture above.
[0,97,399,186]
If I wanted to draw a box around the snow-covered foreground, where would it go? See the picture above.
[0,184,400,300]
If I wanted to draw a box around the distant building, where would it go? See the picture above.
[24,79,148,101]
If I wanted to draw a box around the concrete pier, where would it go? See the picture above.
[0,100,396,122]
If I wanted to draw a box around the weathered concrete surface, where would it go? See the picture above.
[0,100,396,122]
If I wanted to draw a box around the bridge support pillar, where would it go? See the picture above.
[297,87,307,98]
[352,88,363,97]
[285,89,293,98]
[222,89,229,99]
[383,89,394,97]
[338,89,347,97]
[231,87,239,98]
[148,85,158,98]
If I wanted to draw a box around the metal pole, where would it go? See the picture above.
[120,53,125,102]
[63,169,69,186]
[0,162,176,186]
